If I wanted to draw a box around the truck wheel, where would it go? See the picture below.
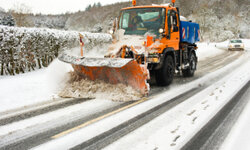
[155,55,175,86]
[182,52,197,77]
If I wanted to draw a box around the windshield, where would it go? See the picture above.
[119,8,165,37]
[230,40,242,43]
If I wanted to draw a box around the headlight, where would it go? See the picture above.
[159,28,164,34]
[229,45,233,48]
[109,30,114,34]
[241,44,244,48]
[148,57,160,63]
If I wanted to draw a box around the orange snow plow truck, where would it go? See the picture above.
[59,0,200,96]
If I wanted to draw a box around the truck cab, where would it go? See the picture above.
[118,5,181,51]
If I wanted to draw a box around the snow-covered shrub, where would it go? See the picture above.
[0,25,112,75]
[91,24,103,33]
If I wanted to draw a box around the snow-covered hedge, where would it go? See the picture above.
[0,25,112,75]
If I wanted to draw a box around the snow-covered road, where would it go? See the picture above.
[0,40,250,149]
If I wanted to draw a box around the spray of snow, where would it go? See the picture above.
[107,29,147,56]
[84,45,109,57]
[45,59,73,94]
[58,72,142,102]
[64,44,110,58]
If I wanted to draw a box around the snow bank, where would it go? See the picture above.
[59,72,142,102]
[220,91,250,150]
[0,25,112,76]
[0,59,72,112]
[196,42,225,61]
[0,69,52,112]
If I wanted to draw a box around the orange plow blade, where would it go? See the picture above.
[59,53,149,95]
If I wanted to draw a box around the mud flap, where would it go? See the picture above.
[59,53,149,95]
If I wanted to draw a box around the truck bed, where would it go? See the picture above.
[180,21,200,44]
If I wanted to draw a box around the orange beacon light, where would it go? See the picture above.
[132,0,136,6]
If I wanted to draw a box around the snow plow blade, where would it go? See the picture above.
[59,53,149,95]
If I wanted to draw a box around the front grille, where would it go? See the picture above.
[235,45,240,48]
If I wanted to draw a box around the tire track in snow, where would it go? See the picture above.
[0,101,133,150]
[0,98,92,126]
[181,81,250,150]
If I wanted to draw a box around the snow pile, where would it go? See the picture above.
[58,72,142,102]
[0,25,112,76]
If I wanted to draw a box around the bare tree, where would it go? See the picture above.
[9,3,33,27]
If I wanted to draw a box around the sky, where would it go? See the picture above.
[0,0,129,14]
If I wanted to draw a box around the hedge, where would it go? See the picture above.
[0,25,112,75]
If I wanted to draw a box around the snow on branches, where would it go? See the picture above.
[0,25,112,75]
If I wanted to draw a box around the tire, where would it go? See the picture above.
[182,51,197,77]
[155,55,175,86]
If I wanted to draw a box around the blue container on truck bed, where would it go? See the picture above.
[180,21,200,44]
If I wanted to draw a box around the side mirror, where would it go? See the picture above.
[173,26,179,32]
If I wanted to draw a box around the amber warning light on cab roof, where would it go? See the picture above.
[132,0,136,6]
[172,0,176,6]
